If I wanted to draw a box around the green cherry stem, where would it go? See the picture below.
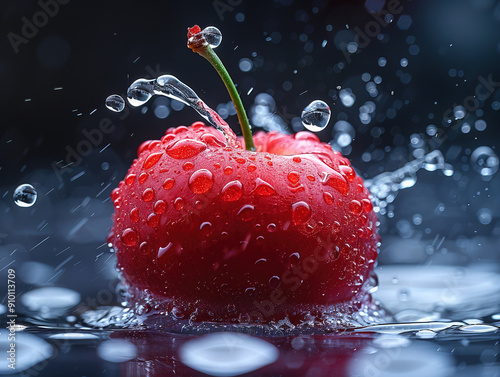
[188,28,256,151]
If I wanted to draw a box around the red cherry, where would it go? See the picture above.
[108,123,379,325]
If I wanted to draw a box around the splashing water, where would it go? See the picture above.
[365,150,453,211]
[13,183,37,208]
[301,100,331,132]
[106,75,237,145]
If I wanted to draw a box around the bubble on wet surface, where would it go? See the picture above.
[179,332,279,376]
[0,330,53,373]
[459,324,498,333]
[97,339,137,363]
[372,334,411,348]
[48,333,100,341]
[301,100,331,132]
[13,183,37,207]
[415,329,437,339]
[21,287,81,313]
[471,146,499,177]
[105,94,125,112]
[201,26,222,48]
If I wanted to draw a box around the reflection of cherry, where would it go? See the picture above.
[115,330,371,377]
[108,25,379,326]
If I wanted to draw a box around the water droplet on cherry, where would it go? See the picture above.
[221,180,243,201]
[121,228,138,246]
[292,201,312,225]
[163,178,175,190]
[142,188,155,202]
[188,169,214,194]
[166,139,207,159]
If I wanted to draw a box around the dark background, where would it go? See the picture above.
[0,0,499,297]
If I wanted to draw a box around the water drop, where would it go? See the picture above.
[292,201,312,225]
[105,94,125,112]
[121,228,138,246]
[267,223,277,232]
[221,180,243,201]
[139,172,149,184]
[129,208,139,223]
[202,26,222,48]
[223,166,233,175]
[163,177,175,190]
[13,184,37,207]
[147,213,160,227]
[127,79,154,107]
[349,200,362,215]
[287,171,300,184]
[142,188,155,202]
[143,152,163,169]
[174,197,185,210]
[189,169,214,194]
[125,174,136,186]
[254,178,276,196]
[237,204,255,221]
[471,146,499,177]
[301,100,331,132]
[269,276,281,289]
[323,192,334,205]
[320,171,349,195]
[154,200,167,214]
[166,139,207,159]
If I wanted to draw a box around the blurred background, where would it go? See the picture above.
[0,0,499,307]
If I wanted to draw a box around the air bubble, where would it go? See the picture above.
[13,184,37,207]
[301,100,331,132]
[105,94,125,112]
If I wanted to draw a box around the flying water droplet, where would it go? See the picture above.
[13,184,37,207]
[127,79,154,107]
[301,100,331,132]
[471,146,499,177]
[202,26,222,48]
[105,94,126,112]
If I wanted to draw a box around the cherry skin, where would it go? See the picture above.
[108,122,379,325]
